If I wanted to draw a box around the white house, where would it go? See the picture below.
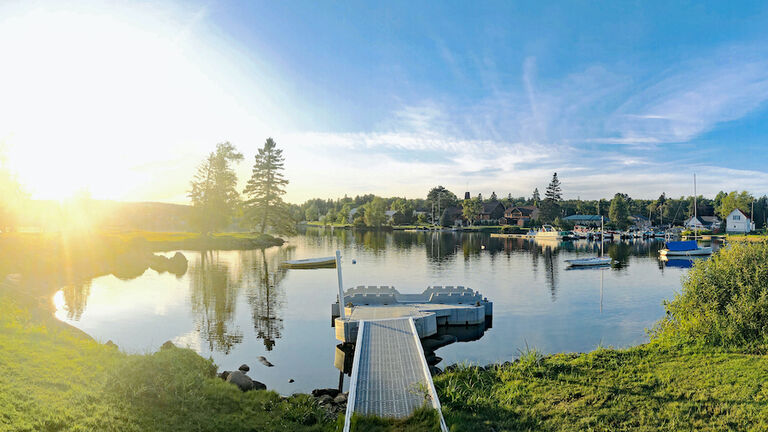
[725,209,755,233]
[684,215,721,231]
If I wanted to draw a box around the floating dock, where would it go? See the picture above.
[334,286,492,431]
[332,285,493,343]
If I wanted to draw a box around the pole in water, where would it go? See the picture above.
[335,250,346,320]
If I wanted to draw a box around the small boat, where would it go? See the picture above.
[659,240,712,256]
[281,256,337,269]
[566,216,613,267]
[565,257,613,267]
[535,224,565,240]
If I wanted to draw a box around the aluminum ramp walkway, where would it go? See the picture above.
[343,317,447,432]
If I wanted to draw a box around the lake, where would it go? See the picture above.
[53,228,707,395]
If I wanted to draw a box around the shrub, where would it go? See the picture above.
[651,242,768,348]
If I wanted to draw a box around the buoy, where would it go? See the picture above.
[352,259,357,264]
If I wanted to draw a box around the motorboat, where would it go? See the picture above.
[535,225,565,240]
[659,240,712,256]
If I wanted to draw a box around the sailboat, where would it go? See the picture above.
[659,174,712,257]
[566,216,613,266]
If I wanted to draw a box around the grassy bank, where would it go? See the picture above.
[0,289,335,432]
[435,346,768,431]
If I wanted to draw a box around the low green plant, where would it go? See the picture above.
[651,241,768,349]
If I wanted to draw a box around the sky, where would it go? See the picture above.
[2,0,768,204]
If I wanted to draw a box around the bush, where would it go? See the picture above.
[651,242,768,348]
[500,225,525,234]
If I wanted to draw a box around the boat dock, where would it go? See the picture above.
[333,286,492,431]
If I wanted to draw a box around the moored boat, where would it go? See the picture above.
[535,224,565,240]
[565,256,613,267]
[281,256,337,269]
[659,240,712,256]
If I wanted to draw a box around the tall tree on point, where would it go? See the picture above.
[243,138,294,234]
[540,173,562,223]
[609,193,630,230]
[188,142,244,234]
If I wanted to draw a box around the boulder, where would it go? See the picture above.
[219,371,231,380]
[311,388,340,398]
[226,371,254,392]
[333,393,348,404]
[238,364,250,372]
[251,379,267,391]
[317,394,334,406]
[429,365,443,376]
[288,379,295,383]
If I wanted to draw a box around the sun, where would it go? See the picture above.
[0,3,219,202]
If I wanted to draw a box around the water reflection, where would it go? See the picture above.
[189,251,244,354]
[60,281,91,320]
[244,249,288,351]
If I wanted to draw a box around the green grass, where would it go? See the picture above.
[435,346,768,431]
[343,405,442,431]
[0,291,335,432]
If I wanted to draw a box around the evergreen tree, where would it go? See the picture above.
[532,188,541,206]
[540,173,563,222]
[243,138,294,234]
[544,173,562,201]
[188,142,244,233]
[490,191,498,201]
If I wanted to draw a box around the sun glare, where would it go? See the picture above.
[0,4,216,201]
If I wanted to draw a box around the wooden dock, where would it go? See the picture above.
[343,317,448,432]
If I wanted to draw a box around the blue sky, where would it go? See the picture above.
[2,1,768,202]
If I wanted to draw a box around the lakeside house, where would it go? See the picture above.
[562,214,606,227]
[479,201,506,223]
[504,206,539,226]
[725,209,755,233]
[684,215,721,232]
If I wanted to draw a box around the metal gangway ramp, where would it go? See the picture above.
[343,317,448,432]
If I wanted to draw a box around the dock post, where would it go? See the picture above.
[335,250,346,320]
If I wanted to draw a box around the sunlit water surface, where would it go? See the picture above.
[54,228,708,394]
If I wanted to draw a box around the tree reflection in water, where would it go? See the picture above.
[61,280,91,320]
[244,248,288,351]
[189,251,243,354]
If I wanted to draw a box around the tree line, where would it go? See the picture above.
[294,172,768,230]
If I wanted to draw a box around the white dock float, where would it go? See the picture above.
[343,317,448,432]
[333,286,493,343]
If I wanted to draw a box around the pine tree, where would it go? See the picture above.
[545,173,562,201]
[490,191,498,201]
[532,188,541,206]
[188,142,243,233]
[243,138,294,234]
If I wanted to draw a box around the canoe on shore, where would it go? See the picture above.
[280,257,337,269]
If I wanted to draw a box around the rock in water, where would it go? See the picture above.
[257,356,274,367]
[238,364,250,372]
[288,379,295,383]
[226,371,254,391]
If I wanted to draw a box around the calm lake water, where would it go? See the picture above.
[53,228,710,394]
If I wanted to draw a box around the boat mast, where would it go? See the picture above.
[694,173,697,239]
[601,216,604,258]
